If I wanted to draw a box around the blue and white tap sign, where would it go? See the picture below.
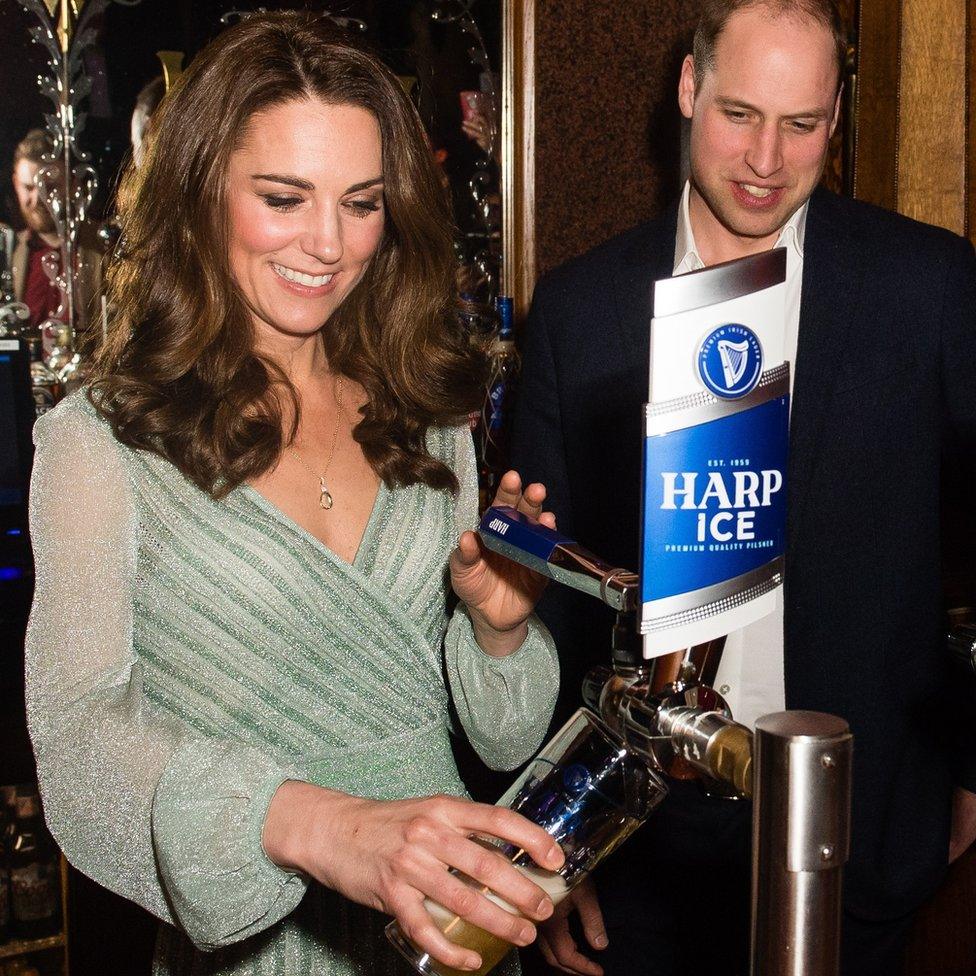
[640,248,790,659]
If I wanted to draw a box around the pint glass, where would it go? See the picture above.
[386,708,668,976]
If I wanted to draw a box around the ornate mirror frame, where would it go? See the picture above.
[501,0,534,322]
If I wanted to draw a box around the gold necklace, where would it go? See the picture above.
[288,374,345,510]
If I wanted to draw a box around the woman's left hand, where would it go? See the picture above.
[450,470,555,657]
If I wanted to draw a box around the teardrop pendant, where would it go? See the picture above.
[319,478,334,510]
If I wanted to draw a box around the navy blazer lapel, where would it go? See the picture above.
[609,200,679,365]
[788,188,866,540]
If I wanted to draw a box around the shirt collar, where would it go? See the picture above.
[673,179,808,274]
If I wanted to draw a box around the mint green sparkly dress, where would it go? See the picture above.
[25,394,558,976]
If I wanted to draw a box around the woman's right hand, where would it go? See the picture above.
[263,781,565,972]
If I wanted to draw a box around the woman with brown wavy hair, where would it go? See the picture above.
[25,12,561,976]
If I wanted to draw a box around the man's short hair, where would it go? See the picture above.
[12,128,55,168]
[692,0,847,92]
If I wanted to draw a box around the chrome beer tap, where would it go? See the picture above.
[479,505,754,798]
[479,504,853,976]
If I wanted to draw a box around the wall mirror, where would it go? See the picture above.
[0,0,504,360]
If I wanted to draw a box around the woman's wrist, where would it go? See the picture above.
[470,613,530,658]
[262,780,357,875]
[263,780,314,872]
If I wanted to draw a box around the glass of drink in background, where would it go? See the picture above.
[386,708,668,976]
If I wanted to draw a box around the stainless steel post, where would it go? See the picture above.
[751,712,852,976]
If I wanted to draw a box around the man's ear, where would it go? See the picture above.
[678,55,697,120]
[828,85,843,138]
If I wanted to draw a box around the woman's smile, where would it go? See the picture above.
[271,261,338,292]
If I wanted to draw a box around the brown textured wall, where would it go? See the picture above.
[897,0,967,232]
[853,0,901,211]
[533,1,700,277]
[969,0,976,237]
[822,0,857,195]
[855,0,975,240]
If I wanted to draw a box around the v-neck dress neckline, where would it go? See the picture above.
[237,478,391,575]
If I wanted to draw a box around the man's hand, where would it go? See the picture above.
[949,787,976,864]
[538,877,608,975]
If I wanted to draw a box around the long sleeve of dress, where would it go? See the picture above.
[443,427,559,771]
[25,402,307,951]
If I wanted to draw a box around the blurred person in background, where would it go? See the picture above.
[3,128,103,333]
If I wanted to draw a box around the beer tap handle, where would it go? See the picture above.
[478,506,639,612]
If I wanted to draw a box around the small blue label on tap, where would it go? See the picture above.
[479,505,575,563]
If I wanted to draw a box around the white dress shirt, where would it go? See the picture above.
[671,181,807,728]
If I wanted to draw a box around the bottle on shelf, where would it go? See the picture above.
[27,337,61,419]
[477,296,520,508]
[9,787,60,941]
[56,352,88,396]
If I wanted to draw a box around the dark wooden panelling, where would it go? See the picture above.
[968,0,976,236]
[823,0,858,195]
[854,0,901,210]
[533,1,700,276]
[897,0,966,231]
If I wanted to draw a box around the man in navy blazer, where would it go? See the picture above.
[511,2,976,974]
